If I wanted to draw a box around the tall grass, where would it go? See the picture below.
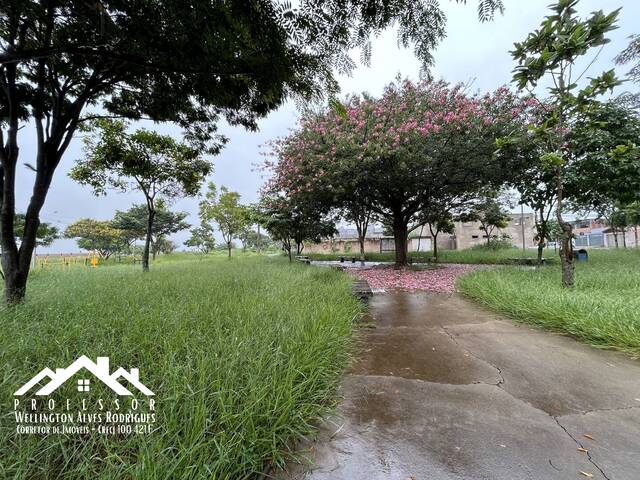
[0,256,360,479]
[458,249,640,355]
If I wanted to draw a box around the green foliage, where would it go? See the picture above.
[238,230,274,251]
[568,101,640,210]
[14,214,59,247]
[625,202,640,227]
[458,193,511,244]
[64,219,125,259]
[511,0,620,92]
[152,236,177,256]
[459,249,640,355]
[71,120,211,199]
[510,0,621,288]
[0,0,505,301]
[0,256,360,478]
[258,195,337,259]
[184,224,216,254]
[112,202,190,246]
[615,33,640,108]
[199,183,250,257]
[71,120,208,270]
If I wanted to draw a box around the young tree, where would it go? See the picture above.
[258,195,336,261]
[458,193,510,246]
[184,224,216,255]
[200,184,250,259]
[70,121,208,271]
[421,207,455,261]
[625,202,640,248]
[514,167,556,265]
[152,237,177,256]
[499,101,557,265]
[239,230,274,251]
[343,200,376,262]
[112,202,189,260]
[608,206,629,248]
[64,219,124,259]
[0,0,503,303]
[511,0,621,287]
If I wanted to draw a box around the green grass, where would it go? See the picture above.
[306,246,557,265]
[1,255,361,479]
[458,249,640,356]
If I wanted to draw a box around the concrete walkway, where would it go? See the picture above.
[277,292,640,480]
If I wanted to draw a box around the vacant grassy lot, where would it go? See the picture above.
[0,256,360,479]
[458,249,640,356]
[307,246,556,265]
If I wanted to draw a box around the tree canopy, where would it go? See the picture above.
[112,202,190,258]
[71,120,208,270]
[264,79,529,265]
[0,0,504,302]
[64,218,125,259]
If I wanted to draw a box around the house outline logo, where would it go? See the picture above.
[14,356,154,396]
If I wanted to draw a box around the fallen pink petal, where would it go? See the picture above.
[350,264,482,293]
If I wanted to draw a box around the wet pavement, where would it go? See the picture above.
[276,291,640,480]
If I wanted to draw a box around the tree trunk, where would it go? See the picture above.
[392,215,408,267]
[142,208,155,272]
[433,232,439,261]
[613,232,619,248]
[358,236,365,262]
[622,229,627,248]
[536,209,545,267]
[2,149,56,303]
[555,166,574,288]
[355,220,367,262]
[227,241,231,259]
[635,225,638,248]
[3,267,28,305]
[284,240,292,262]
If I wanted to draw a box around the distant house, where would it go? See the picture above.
[448,213,537,250]
[303,212,637,254]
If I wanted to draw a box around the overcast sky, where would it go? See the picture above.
[18,0,640,253]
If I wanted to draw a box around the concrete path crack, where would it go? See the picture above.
[441,325,505,386]
[553,416,612,480]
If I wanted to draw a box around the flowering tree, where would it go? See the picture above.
[265,79,529,265]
